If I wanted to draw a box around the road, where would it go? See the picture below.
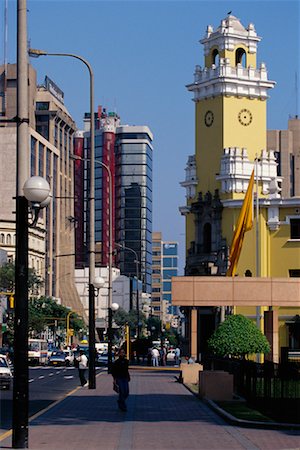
[0,365,103,433]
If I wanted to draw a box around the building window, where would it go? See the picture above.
[212,49,219,66]
[274,151,281,176]
[289,269,300,277]
[290,219,300,239]
[0,233,4,244]
[36,102,49,111]
[235,48,246,67]
[290,155,295,197]
[6,234,11,245]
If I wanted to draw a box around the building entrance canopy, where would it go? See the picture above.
[172,277,300,307]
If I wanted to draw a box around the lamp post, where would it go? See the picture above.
[71,155,114,370]
[13,176,50,449]
[108,302,119,370]
[115,243,140,340]
[28,47,97,389]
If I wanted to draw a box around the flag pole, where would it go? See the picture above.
[255,154,261,363]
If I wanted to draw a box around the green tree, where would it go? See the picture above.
[207,314,271,359]
[4,296,86,345]
[114,308,146,331]
[0,261,44,295]
[28,296,86,336]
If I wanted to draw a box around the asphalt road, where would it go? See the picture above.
[0,365,103,433]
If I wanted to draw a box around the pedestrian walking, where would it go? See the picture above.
[160,346,167,366]
[151,347,159,366]
[76,350,88,387]
[111,348,131,412]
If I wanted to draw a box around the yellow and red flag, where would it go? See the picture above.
[226,170,255,277]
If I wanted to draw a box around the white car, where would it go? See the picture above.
[0,355,13,390]
[167,349,176,361]
[63,350,75,366]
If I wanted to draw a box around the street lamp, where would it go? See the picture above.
[28,47,97,389]
[115,243,141,340]
[70,154,114,368]
[13,174,50,449]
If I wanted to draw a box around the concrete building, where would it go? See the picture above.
[267,117,300,199]
[74,266,130,340]
[177,15,300,362]
[0,63,85,318]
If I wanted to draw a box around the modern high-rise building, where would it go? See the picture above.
[115,125,153,295]
[74,107,120,268]
[74,109,153,316]
[151,232,179,324]
[0,63,85,318]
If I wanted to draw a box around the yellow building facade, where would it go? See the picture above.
[179,15,300,362]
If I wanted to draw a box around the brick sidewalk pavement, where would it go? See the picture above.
[1,369,299,450]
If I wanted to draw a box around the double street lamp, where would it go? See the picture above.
[28,47,98,389]
[115,243,141,340]
[71,155,114,370]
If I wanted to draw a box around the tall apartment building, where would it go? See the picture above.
[0,63,85,318]
[74,109,153,312]
[151,232,178,324]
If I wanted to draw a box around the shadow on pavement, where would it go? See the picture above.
[29,392,216,426]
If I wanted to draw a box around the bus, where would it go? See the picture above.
[28,339,48,365]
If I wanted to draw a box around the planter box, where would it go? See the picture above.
[181,363,203,384]
[199,370,234,401]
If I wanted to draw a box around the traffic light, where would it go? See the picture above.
[68,328,74,336]
[9,295,14,309]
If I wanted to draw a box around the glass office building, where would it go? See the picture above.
[115,126,153,294]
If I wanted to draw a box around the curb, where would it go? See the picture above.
[129,365,180,372]
[183,382,300,431]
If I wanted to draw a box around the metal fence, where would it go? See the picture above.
[203,357,300,423]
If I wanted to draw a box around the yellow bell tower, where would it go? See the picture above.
[181,15,276,276]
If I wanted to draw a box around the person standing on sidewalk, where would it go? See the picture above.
[76,350,88,387]
[174,346,181,367]
[151,347,160,366]
[111,349,131,412]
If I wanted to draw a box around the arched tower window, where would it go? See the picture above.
[235,48,246,67]
[203,223,212,253]
[212,49,220,66]
[0,233,4,244]
[6,234,11,245]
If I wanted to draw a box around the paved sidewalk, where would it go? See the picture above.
[1,369,299,450]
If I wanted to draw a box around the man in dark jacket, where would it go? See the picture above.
[111,349,130,411]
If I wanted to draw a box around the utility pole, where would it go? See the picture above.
[13,1,29,447]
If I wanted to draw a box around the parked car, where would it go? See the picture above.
[0,355,13,390]
[167,349,176,361]
[63,349,74,366]
[48,350,66,366]
[96,351,114,366]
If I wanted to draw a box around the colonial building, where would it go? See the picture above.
[176,15,300,362]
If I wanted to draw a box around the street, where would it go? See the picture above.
[0,366,103,433]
